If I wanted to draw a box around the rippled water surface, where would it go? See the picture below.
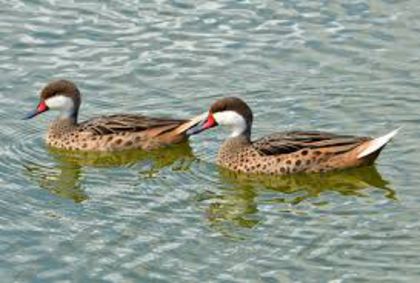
[1,0,420,282]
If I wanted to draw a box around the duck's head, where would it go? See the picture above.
[187,97,253,138]
[23,79,81,120]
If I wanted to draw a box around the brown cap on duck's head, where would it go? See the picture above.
[24,79,81,121]
[187,97,253,139]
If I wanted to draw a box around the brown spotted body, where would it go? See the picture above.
[45,115,193,151]
[26,80,203,152]
[188,97,398,175]
[216,131,378,174]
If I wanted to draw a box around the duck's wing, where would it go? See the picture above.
[252,131,370,156]
[78,114,187,136]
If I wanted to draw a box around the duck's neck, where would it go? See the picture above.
[63,107,78,123]
[226,123,251,145]
[49,116,78,136]
[219,133,251,155]
[58,107,78,124]
[229,134,251,144]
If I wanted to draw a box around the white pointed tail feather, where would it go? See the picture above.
[173,112,208,135]
[357,128,399,159]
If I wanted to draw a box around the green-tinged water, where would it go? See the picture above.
[1,0,419,282]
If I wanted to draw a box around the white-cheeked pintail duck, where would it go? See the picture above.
[187,97,398,174]
[24,80,204,151]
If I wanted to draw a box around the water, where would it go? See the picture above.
[1,0,419,282]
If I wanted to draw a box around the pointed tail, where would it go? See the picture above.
[173,112,208,135]
[357,128,399,159]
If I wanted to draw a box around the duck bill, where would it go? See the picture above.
[23,101,49,120]
[186,113,218,136]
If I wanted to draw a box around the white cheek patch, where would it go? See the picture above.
[45,95,75,118]
[45,95,74,110]
[213,111,247,137]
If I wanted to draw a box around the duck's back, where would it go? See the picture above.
[253,131,368,156]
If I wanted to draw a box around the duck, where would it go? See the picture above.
[186,97,398,174]
[24,79,204,151]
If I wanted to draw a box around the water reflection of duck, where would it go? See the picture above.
[202,166,395,234]
[23,144,194,203]
[219,166,395,200]
[23,80,204,151]
[188,97,398,174]
[24,160,87,203]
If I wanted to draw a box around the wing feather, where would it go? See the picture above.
[78,114,186,136]
[252,131,370,156]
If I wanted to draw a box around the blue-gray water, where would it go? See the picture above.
[1,0,419,282]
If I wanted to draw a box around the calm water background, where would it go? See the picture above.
[0,0,419,282]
